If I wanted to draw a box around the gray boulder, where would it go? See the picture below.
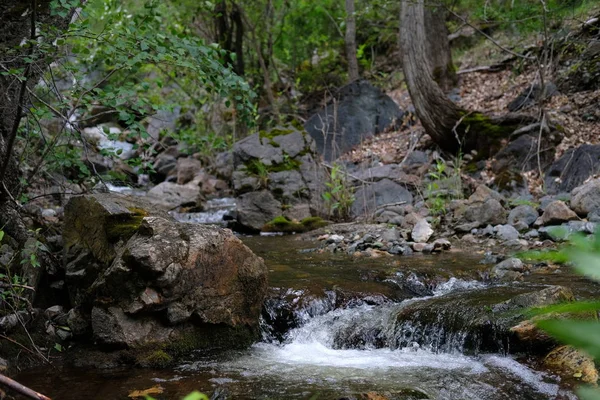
[305,80,403,161]
[465,198,507,226]
[508,205,538,227]
[231,126,326,231]
[491,258,525,281]
[147,180,201,210]
[571,179,600,217]
[236,191,282,232]
[537,200,579,226]
[496,225,520,241]
[351,179,413,217]
[545,145,600,194]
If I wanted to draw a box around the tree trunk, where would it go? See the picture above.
[215,0,245,76]
[400,0,531,156]
[345,0,360,82]
[424,5,456,92]
[400,0,463,152]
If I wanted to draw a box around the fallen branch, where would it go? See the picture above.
[0,373,52,400]
[456,65,506,75]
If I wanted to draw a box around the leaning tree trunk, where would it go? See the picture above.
[345,0,360,82]
[400,0,463,152]
[424,5,456,92]
[400,0,535,156]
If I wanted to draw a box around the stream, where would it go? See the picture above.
[16,207,590,399]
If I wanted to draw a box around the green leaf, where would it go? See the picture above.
[0,230,4,242]
[526,301,600,317]
[182,392,209,400]
[577,386,600,400]
[537,320,600,359]
[567,250,600,282]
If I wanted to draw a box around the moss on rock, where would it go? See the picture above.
[262,216,328,233]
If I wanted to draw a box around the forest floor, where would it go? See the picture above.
[343,11,600,195]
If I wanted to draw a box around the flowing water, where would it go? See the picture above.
[16,212,592,399]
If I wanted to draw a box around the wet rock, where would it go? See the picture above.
[508,205,538,227]
[147,180,201,209]
[570,179,600,217]
[305,80,403,161]
[236,191,282,232]
[491,258,525,281]
[335,285,574,354]
[64,194,268,350]
[545,144,600,194]
[351,179,413,217]
[536,200,579,226]
[411,219,433,243]
[544,345,599,384]
[495,224,519,241]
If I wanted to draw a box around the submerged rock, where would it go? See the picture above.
[63,194,268,356]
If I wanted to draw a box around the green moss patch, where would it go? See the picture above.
[105,207,148,243]
[262,216,328,233]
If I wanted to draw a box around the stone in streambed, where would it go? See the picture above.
[411,219,433,243]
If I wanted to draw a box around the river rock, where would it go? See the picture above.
[176,157,202,185]
[236,191,282,232]
[63,194,268,352]
[536,200,579,226]
[468,185,505,204]
[570,179,600,216]
[508,205,538,227]
[146,180,201,209]
[495,224,519,241]
[491,258,525,281]
[231,126,326,231]
[351,179,413,217]
[304,80,403,161]
[544,345,599,384]
[464,198,507,226]
[411,219,433,243]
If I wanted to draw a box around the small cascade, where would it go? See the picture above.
[170,197,236,225]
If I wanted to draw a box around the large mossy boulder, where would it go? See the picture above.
[231,125,327,232]
[63,194,268,356]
